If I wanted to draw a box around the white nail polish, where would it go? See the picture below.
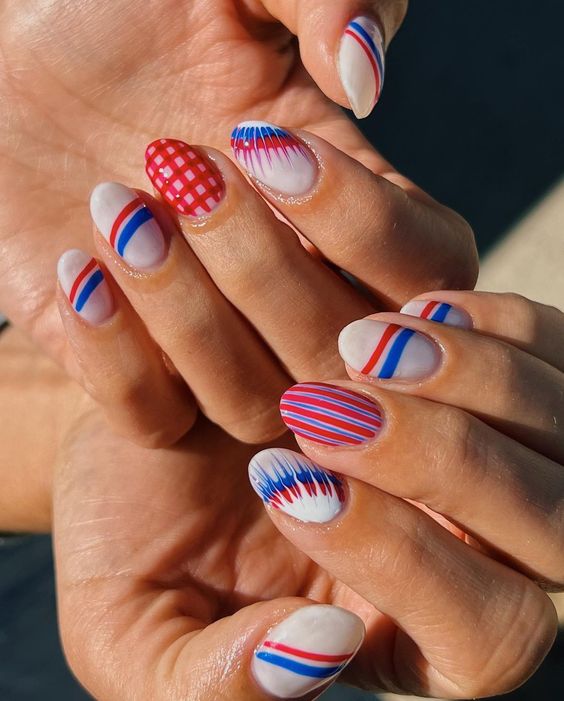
[400,300,473,330]
[338,16,385,119]
[338,319,440,381]
[252,605,365,699]
[57,249,114,325]
[248,448,345,524]
[90,182,166,269]
[231,121,317,196]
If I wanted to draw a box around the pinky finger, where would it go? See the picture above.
[57,249,196,447]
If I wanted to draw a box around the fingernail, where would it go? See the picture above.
[400,300,473,330]
[253,605,364,699]
[145,138,225,217]
[57,250,114,325]
[280,382,383,447]
[338,16,385,118]
[248,448,345,524]
[90,182,166,269]
[231,121,317,197]
[339,319,441,381]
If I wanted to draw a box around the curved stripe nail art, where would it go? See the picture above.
[57,249,113,325]
[401,300,473,329]
[280,382,383,446]
[248,448,345,523]
[339,319,440,381]
[145,139,225,217]
[252,605,365,698]
[231,121,317,196]
[90,182,166,269]
[339,15,385,118]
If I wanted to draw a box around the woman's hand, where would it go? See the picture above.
[1,0,479,388]
[49,291,561,700]
[55,126,476,446]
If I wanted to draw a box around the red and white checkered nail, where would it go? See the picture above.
[145,139,225,218]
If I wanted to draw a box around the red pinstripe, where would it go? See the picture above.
[69,258,97,304]
[263,640,351,663]
[361,323,400,375]
[109,198,142,249]
[420,301,439,319]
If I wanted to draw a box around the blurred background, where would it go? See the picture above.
[1,0,563,698]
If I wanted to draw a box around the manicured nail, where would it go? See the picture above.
[231,121,317,197]
[248,448,345,524]
[253,605,364,699]
[280,382,383,447]
[400,300,473,330]
[57,250,114,325]
[145,139,225,217]
[339,319,440,381]
[90,182,166,269]
[338,16,385,119]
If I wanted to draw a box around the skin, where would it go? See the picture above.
[2,291,562,700]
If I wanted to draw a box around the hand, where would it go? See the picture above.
[0,0,476,385]
[51,291,561,700]
[55,126,477,446]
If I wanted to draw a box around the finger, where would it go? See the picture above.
[401,290,564,372]
[279,381,564,588]
[57,249,195,447]
[144,139,374,381]
[90,181,291,444]
[249,447,557,698]
[53,418,364,701]
[258,0,408,118]
[230,122,478,305]
[338,312,564,463]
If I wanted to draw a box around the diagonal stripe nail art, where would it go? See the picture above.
[401,300,473,329]
[280,382,383,446]
[58,249,114,325]
[339,319,441,381]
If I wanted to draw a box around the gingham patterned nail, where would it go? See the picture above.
[339,319,441,381]
[280,382,383,447]
[231,121,317,196]
[90,182,166,269]
[338,16,385,119]
[252,605,365,699]
[145,139,225,217]
[401,300,473,330]
[248,448,345,524]
[57,250,113,325]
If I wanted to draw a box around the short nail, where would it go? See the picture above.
[57,249,114,325]
[231,121,317,197]
[145,138,225,217]
[248,448,345,524]
[338,15,385,119]
[280,382,383,447]
[339,319,441,381]
[400,300,473,330]
[252,604,365,699]
[90,182,166,269]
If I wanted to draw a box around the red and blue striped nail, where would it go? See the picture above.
[401,299,473,329]
[90,182,166,269]
[339,319,441,381]
[280,382,383,446]
[57,250,114,325]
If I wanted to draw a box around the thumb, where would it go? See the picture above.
[259,0,408,118]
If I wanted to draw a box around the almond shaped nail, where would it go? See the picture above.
[280,382,383,446]
[145,139,225,217]
[90,182,166,269]
[248,448,345,524]
[57,249,114,325]
[401,300,473,329]
[338,16,385,119]
[339,319,440,380]
[252,604,365,699]
[231,121,317,196]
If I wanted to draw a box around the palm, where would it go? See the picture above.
[0,0,378,371]
[54,411,384,694]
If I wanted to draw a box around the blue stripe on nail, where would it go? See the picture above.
[378,328,415,378]
[117,206,153,256]
[75,270,104,312]
[255,652,344,679]
[431,303,451,323]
